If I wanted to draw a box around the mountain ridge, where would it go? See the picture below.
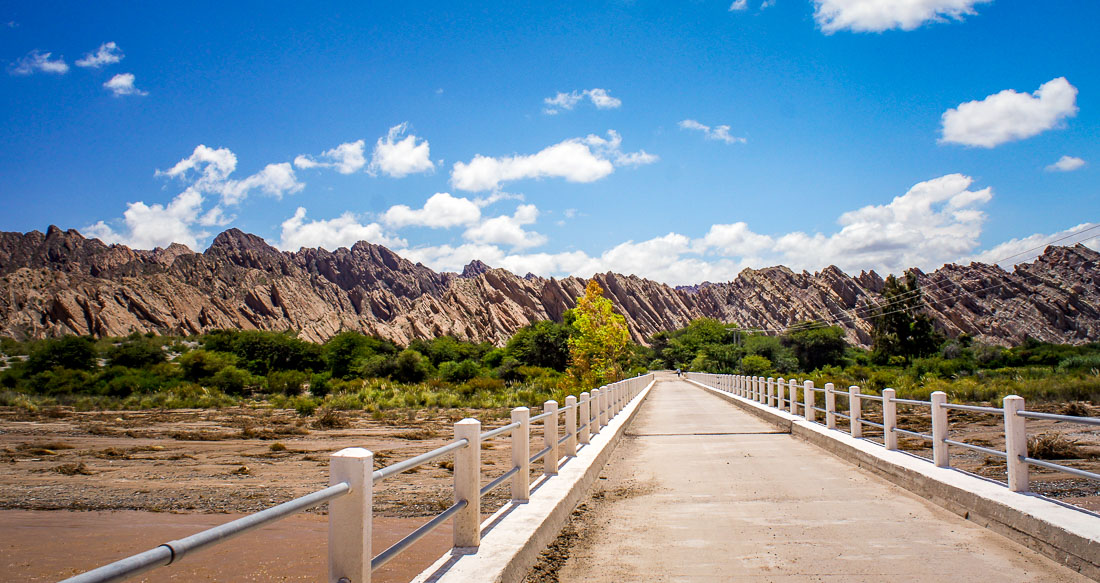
[0,226,1097,347]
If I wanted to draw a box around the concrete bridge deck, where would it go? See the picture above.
[554,375,1089,582]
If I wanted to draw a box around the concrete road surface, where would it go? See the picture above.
[554,375,1090,582]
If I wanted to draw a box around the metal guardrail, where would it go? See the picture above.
[60,373,654,583]
[687,372,1100,495]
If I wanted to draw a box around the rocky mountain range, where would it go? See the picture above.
[0,226,1097,347]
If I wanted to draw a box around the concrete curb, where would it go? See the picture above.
[687,379,1100,580]
[410,379,656,583]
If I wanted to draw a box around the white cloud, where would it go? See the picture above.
[967,223,1100,267]
[543,88,622,114]
[84,189,207,250]
[1045,155,1086,173]
[463,204,547,249]
[679,119,746,144]
[382,192,482,229]
[940,77,1078,148]
[294,139,367,174]
[368,123,434,178]
[158,145,303,206]
[76,42,123,68]
[729,0,748,11]
[103,73,147,97]
[278,207,405,251]
[813,0,990,33]
[11,50,69,75]
[451,130,655,192]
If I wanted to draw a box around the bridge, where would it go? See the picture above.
[60,372,1100,582]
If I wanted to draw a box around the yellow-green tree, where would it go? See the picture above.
[567,280,629,388]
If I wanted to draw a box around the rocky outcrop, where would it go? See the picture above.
[0,226,1097,347]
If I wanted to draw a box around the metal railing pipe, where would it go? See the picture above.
[944,439,1007,459]
[480,421,521,441]
[373,439,468,484]
[1017,411,1100,426]
[1022,458,1100,482]
[371,500,466,572]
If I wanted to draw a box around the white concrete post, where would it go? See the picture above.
[1004,395,1029,492]
[789,379,798,414]
[544,401,558,476]
[454,418,481,548]
[329,448,372,583]
[590,389,601,435]
[579,392,591,445]
[804,380,815,422]
[758,377,765,403]
[883,389,897,451]
[931,391,949,467]
[599,387,609,427]
[849,386,862,438]
[565,395,577,457]
[825,382,836,429]
[776,377,785,409]
[511,407,530,502]
[767,377,775,407]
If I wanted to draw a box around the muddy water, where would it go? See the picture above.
[0,510,452,582]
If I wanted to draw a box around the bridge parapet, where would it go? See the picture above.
[686,372,1100,579]
[61,374,655,583]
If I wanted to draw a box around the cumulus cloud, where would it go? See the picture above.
[103,73,147,97]
[463,204,547,249]
[729,0,748,11]
[278,207,405,251]
[76,42,123,68]
[382,192,482,229]
[395,173,1008,284]
[1045,155,1086,173]
[158,145,303,206]
[294,140,366,174]
[940,77,1078,148]
[813,0,991,33]
[543,88,622,114]
[450,130,655,192]
[84,190,207,250]
[10,50,69,75]
[967,223,1100,267]
[679,119,746,144]
[368,123,434,178]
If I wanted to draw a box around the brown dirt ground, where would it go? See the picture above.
[1,400,1097,581]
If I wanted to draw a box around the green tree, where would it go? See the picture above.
[871,272,941,364]
[505,320,572,371]
[567,280,630,387]
[392,349,431,383]
[27,336,97,373]
[106,335,167,369]
[782,324,849,371]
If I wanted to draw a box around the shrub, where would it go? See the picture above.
[27,336,97,373]
[266,370,309,395]
[210,366,253,395]
[740,355,773,376]
[1028,433,1087,460]
[439,359,483,383]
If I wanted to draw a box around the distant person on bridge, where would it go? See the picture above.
[675,368,681,377]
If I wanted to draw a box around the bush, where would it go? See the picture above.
[266,370,309,395]
[740,355,773,376]
[1057,354,1100,372]
[210,366,253,395]
[27,336,97,373]
[106,336,167,368]
[392,349,431,383]
[439,359,483,383]
[178,350,236,383]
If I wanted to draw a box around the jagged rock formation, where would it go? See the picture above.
[1,226,1097,347]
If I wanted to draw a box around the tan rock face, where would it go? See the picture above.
[0,226,1097,347]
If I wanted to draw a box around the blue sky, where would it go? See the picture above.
[2,1,1097,284]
